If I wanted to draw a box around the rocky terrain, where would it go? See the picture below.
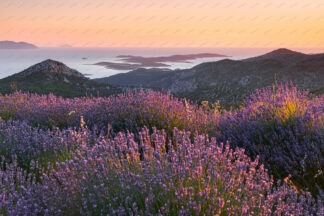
[0,40,38,49]
[96,48,324,104]
[13,59,84,80]
[0,59,122,97]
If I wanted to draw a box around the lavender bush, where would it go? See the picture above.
[0,90,218,136]
[0,83,323,214]
[0,120,93,169]
[218,84,324,196]
[0,127,322,215]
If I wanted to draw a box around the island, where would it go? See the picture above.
[0,40,38,49]
[91,53,229,70]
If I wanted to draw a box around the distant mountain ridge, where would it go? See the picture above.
[250,48,304,58]
[0,40,38,49]
[95,48,324,104]
[1,49,323,103]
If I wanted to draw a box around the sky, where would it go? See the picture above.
[1,0,324,48]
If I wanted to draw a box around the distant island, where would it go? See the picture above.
[0,40,38,49]
[58,44,73,48]
[92,53,229,70]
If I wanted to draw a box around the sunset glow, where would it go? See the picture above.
[1,0,324,48]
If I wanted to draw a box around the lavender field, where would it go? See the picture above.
[0,84,323,215]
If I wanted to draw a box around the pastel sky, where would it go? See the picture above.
[1,0,324,48]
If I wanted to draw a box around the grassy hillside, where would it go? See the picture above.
[0,74,122,98]
[96,49,324,104]
[0,59,123,97]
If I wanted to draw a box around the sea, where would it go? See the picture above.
[0,47,323,79]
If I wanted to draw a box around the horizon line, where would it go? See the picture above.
[15,45,324,50]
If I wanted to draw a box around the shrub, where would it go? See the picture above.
[0,90,219,136]
[218,84,324,196]
[0,127,322,215]
[0,119,88,170]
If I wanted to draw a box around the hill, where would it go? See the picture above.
[95,48,324,104]
[0,59,121,97]
[0,40,38,49]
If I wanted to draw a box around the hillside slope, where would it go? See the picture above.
[96,48,324,103]
[0,59,121,97]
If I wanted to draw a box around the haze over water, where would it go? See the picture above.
[2,0,324,79]
[1,47,324,80]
